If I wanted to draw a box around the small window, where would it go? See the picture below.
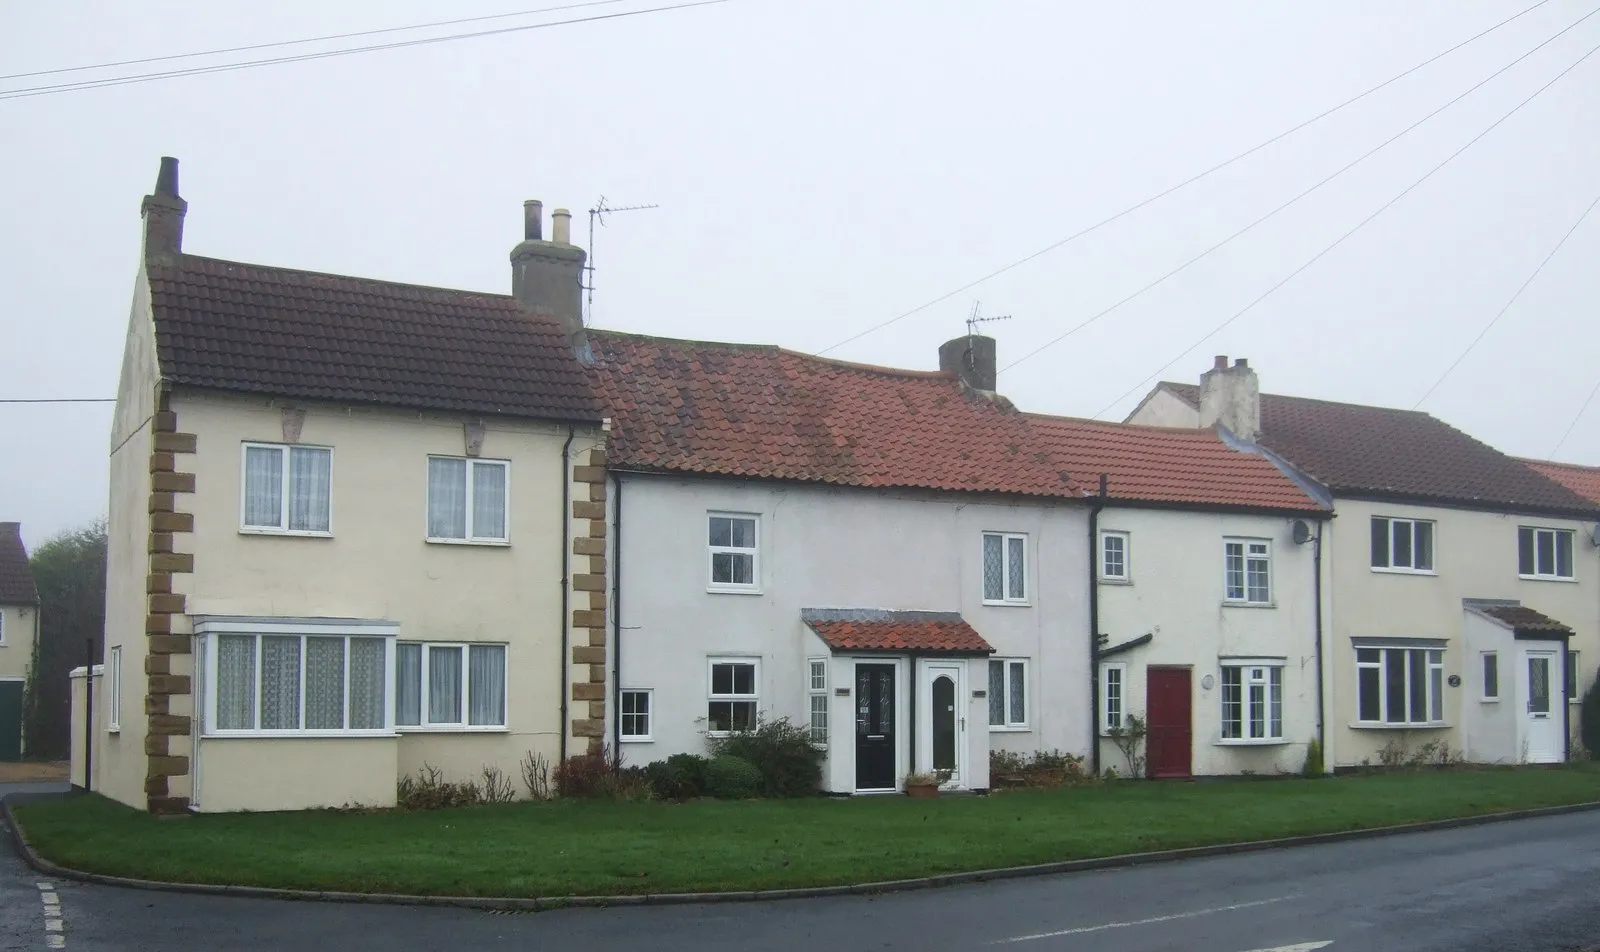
[395,642,507,729]
[1482,651,1499,701]
[982,532,1028,604]
[241,443,332,534]
[1356,646,1445,725]
[427,457,509,543]
[620,690,652,741]
[1518,526,1575,580]
[1100,531,1130,581]
[708,659,758,734]
[1220,663,1284,741]
[1099,663,1125,734]
[1223,538,1272,604]
[988,658,1028,728]
[1568,651,1581,703]
[106,645,122,732]
[807,659,828,745]
[1371,517,1434,572]
[708,514,759,591]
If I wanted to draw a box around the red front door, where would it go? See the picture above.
[1146,667,1192,779]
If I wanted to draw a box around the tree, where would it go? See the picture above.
[23,520,107,760]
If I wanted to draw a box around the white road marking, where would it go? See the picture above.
[37,880,66,949]
[41,892,58,905]
[36,883,52,891]
[44,920,62,932]
[1239,943,1331,952]
[47,937,65,950]
[993,895,1299,944]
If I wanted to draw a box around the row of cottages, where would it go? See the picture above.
[1128,366,1600,769]
[0,523,40,761]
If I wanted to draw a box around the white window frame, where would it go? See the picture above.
[1354,644,1446,727]
[988,657,1029,730]
[707,512,760,594]
[1100,530,1131,582]
[1568,650,1581,704]
[0,611,5,644]
[238,442,334,536]
[394,641,509,732]
[425,456,511,545]
[620,689,653,742]
[982,532,1030,606]
[1219,661,1285,744]
[1098,662,1126,735]
[1518,526,1576,581]
[106,645,122,733]
[1481,651,1499,702]
[807,659,828,747]
[1223,537,1273,606]
[707,657,760,736]
[1370,516,1436,574]
[195,617,398,738]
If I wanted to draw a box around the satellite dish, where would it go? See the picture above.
[1291,520,1313,545]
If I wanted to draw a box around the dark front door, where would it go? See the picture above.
[1146,667,1192,779]
[855,663,896,790]
[0,680,23,762]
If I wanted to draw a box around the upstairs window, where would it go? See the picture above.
[1518,527,1574,580]
[982,532,1028,604]
[708,514,759,591]
[1371,517,1434,572]
[1100,531,1130,581]
[242,443,332,534]
[1223,539,1272,604]
[428,457,509,543]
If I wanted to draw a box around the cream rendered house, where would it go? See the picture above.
[0,523,40,762]
[88,159,610,813]
[1129,358,1600,769]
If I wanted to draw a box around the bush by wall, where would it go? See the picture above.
[645,753,710,801]
[707,718,824,797]
[1581,676,1600,760]
[704,755,763,799]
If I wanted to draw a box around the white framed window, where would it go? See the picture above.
[982,532,1028,604]
[1099,662,1126,735]
[1100,531,1130,581]
[1371,517,1434,572]
[807,659,828,745]
[1568,651,1581,703]
[1223,538,1272,605]
[240,442,332,534]
[196,619,397,737]
[106,645,122,732]
[1220,662,1284,742]
[1482,651,1499,701]
[427,457,509,543]
[620,689,652,741]
[394,642,507,729]
[708,513,759,592]
[1518,526,1574,580]
[1356,645,1444,725]
[988,658,1028,729]
[708,658,758,734]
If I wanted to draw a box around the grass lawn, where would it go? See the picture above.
[13,765,1600,898]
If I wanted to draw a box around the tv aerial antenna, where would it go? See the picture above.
[584,196,658,324]
[965,300,1012,337]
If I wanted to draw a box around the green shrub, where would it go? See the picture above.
[1581,675,1600,760]
[646,753,710,801]
[704,755,763,799]
[708,718,824,797]
[397,765,483,810]
[1302,737,1325,778]
[989,749,1094,788]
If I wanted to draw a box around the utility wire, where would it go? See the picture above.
[1413,189,1600,409]
[0,0,636,82]
[0,399,116,404]
[1090,36,1600,421]
[813,0,1555,356]
[997,4,1600,376]
[1550,378,1600,457]
[0,0,731,100]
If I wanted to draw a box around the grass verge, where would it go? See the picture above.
[13,765,1600,898]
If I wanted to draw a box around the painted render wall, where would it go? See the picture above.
[613,474,1089,788]
[1459,611,1518,764]
[1095,507,1321,777]
[1325,498,1598,768]
[0,603,35,680]
[195,738,397,812]
[1125,389,1201,429]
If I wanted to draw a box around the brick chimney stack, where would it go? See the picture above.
[1198,355,1261,443]
[141,156,187,262]
[938,334,998,393]
[510,200,589,358]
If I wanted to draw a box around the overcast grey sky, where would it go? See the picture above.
[3,1,1598,547]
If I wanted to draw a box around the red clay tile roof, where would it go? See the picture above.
[1157,383,1597,515]
[589,332,1325,512]
[147,255,603,422]
[1522,459,1600,507]
[1473,604,1573,635]
[0,523,38,605]
[802,610,993,655]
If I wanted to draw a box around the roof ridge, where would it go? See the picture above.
[593,329,955,381]
[169,253,515,303]
[1520,456,1600,472]
[1021,410,1225,437]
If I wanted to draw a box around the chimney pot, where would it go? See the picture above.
[141,156,188,261]
[1213,355,1228,371]
[155,156,180,197]
[523,200,543,241]
[551,208,572,245]
[1234,358,1248,370]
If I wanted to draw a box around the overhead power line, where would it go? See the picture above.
[1090,36,1600,421]
[996,4,1600,376]
[813,0,1555,356]
[1550,379,1600,458]
[1413,189,1600,409]
[0,0,637,82]
[0,0,732,100]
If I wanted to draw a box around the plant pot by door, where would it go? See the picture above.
[905,782,939,799]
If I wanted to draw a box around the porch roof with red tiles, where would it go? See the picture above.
[802,610,994,655]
